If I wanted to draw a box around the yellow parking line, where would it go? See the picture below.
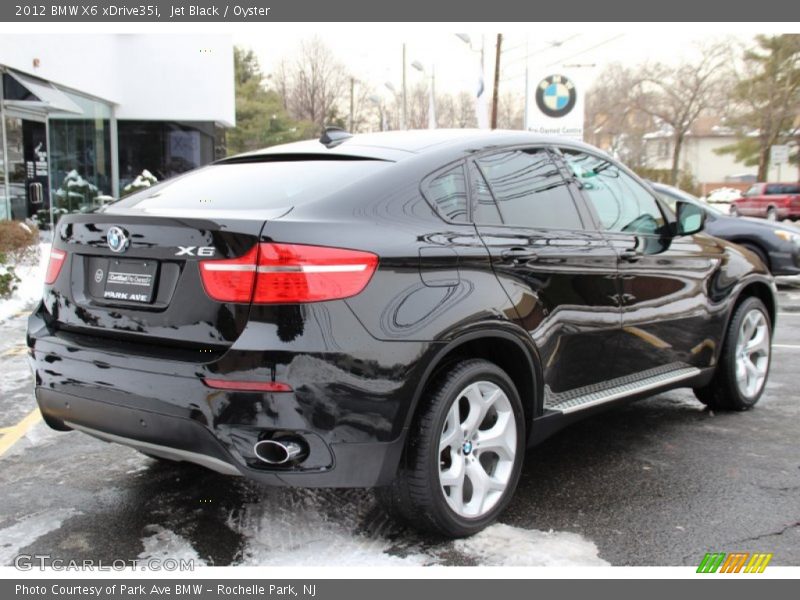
[0,409,42,457]
[1,345,27,357]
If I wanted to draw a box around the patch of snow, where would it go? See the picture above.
[0,242,48,324]
[0,508,79,565]
[453,523,608,566]
[138,525,207,566]
[231,490,430,566]
[0,367,32,395]
[228,489,606,567]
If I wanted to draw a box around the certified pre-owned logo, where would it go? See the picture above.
[535,74,577,118]
[106,227,130,253]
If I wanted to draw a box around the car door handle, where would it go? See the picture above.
[620,248,642,262]
[501,248,539,264]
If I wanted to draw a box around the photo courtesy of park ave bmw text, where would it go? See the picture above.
[0,0,798,596]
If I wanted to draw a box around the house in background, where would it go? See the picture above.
[0,34,234,224]
[642,116,791,194]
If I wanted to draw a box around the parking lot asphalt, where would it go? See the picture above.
[1,280,799,567]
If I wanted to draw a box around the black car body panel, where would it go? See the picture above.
[28,131,777,488]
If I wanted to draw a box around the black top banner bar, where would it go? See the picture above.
[1,0,799,22]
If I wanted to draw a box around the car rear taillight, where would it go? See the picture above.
[198,246,258,302]
[44,248,66,285]
[199,243,378,304]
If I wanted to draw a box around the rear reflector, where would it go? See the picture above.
[203,378,292,392]
[44,248,66,285]
[200,243,378,304]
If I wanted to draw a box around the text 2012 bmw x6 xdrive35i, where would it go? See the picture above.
[28,130,776,537]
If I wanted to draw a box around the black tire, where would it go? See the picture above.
[694,297,772,411]
[378,359,526,537]
[739,243,770,272]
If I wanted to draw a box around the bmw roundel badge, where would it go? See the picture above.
[107,226,130,253]
[535,74,577,118]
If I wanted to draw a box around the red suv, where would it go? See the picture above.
[731,182,800,221]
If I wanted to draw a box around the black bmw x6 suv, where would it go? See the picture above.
[28,130,776,537]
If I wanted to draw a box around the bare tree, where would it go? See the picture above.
[407,81,431,129]
[433,91,479,128]
[455,91,478,128]
[631,43,732,185]
[278,36,349,128]
[349,80,377,133]
[497,91,524,129]
[585,63,655,169]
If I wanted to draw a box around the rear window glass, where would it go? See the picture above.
[110,160,390,210]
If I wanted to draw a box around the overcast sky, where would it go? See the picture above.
[235,27,734,101]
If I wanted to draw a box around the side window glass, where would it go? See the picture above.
[477,149,583,230]
[562,149,666,234]
[425,164,468,222]
[468,162,503,225]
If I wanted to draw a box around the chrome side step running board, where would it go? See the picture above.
[544,363,701,414]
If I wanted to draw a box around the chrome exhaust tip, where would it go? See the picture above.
[253,439,304,465]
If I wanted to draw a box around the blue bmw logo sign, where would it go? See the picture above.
[535,74,577,118]
[107,226,129,253]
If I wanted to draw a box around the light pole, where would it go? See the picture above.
[412,61,436,129]
[456,33,488,129]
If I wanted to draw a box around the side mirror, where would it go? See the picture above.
[676,201,705,236]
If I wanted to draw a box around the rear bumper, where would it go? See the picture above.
[27,308,418,488]
[35,388,405,487]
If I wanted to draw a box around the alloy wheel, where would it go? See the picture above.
[438,381,517,518]
[734,309,770,399]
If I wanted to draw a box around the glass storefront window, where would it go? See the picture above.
[118,121,216,194]
[48,88,113,225]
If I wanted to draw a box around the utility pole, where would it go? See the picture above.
[491,33,502,130]
[402,43,408,130]
[349,77,355,132]
[523,37,529,130]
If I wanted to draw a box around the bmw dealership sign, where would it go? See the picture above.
[526,73,584,140]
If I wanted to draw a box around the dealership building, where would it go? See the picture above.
[0,34,235,223]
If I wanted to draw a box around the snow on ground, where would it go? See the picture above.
[228,488,607,566]
[230,489,430,566]
[454,523,608,566]
[0,241,49,324]
[138,525,208,566]
[0,508,79,565]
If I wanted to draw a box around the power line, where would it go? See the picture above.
[500,34,624,82]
